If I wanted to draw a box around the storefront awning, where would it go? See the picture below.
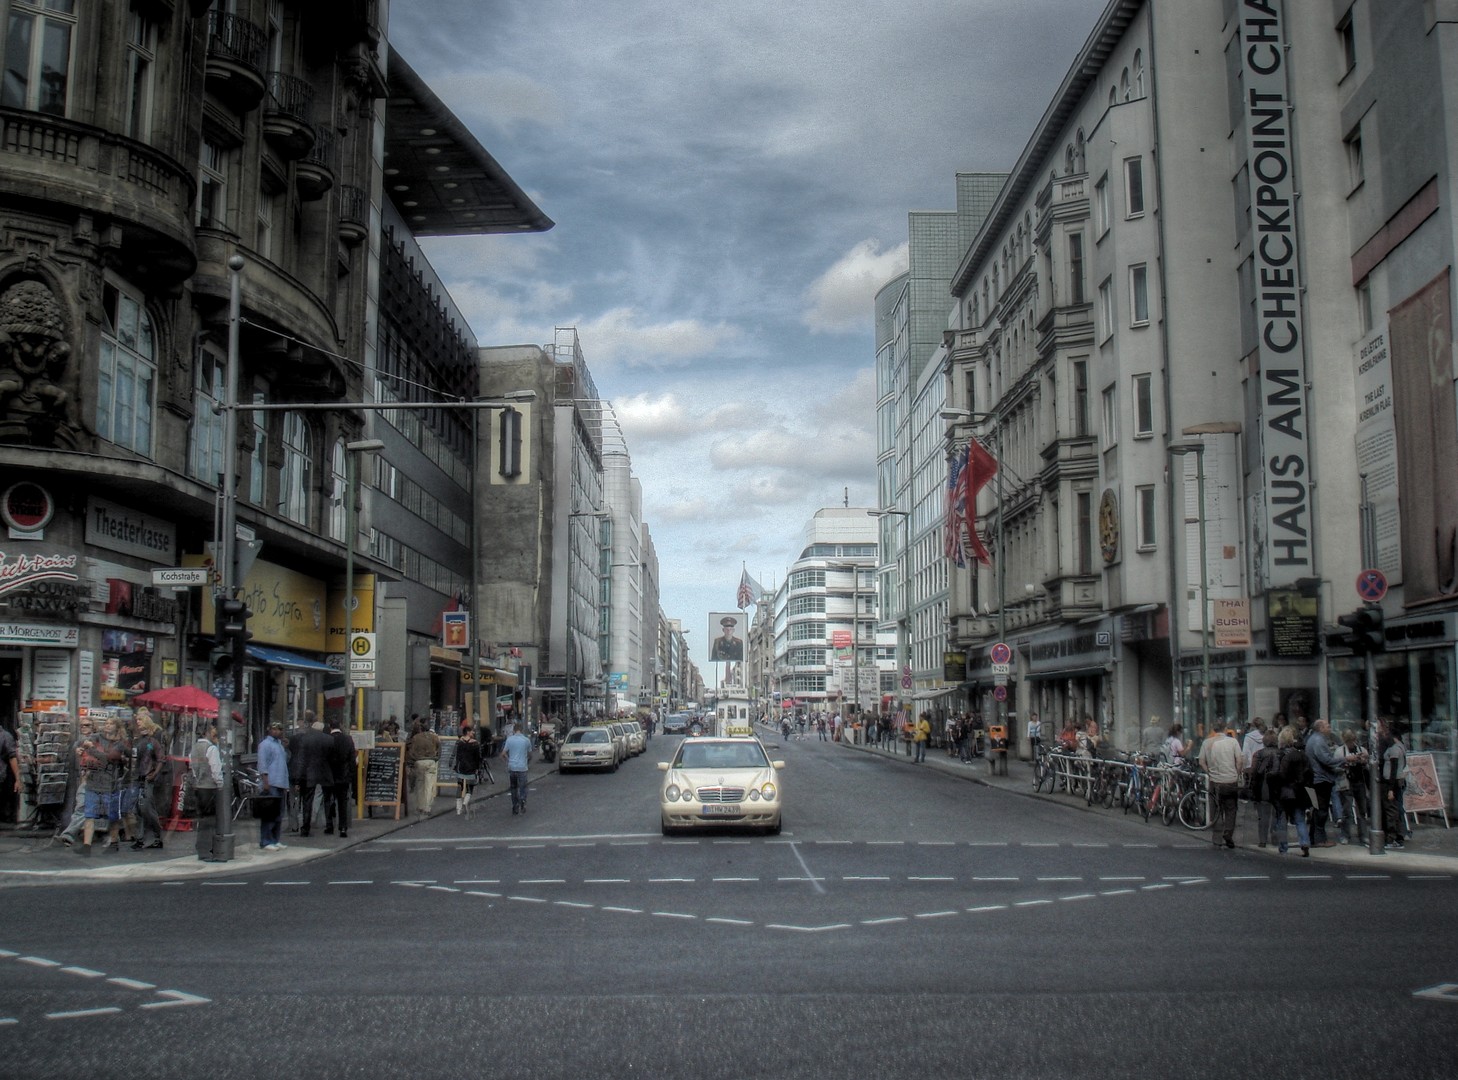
[912,687,958,700]
[247,644,335,673]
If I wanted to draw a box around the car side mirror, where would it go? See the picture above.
[657,761,669,771]
[772,760,785,769]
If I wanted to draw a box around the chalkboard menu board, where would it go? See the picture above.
[363,742,404,819]
[436,736,459,792]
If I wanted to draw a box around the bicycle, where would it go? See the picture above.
[1179,770,1213,832]
[1032,743,1054,792]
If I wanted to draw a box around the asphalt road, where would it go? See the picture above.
[3,731,1456,1080]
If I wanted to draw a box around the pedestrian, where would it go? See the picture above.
[78,717,131,855]
[503,721,531,815]
[191,724,223,862]
[1198,721,1244,848]
[325,718,356,837]
[0,719,19,825]
[256,722,289,850]
[1338,728,1370,845]
[1163,723,1186,764]
[1273,725,1311,857]
[285,717,309,832]
[1140,715,1165,757]
[1304,718,1343,847]
[406,718,441,820]
[1240,716,1266,799]
[128,711,166,850]
[1249,729,1281,847]
[1027,712,1043,759]
[454,725,482,817]
[1377,716,1407,848]
[913,712,931,763]
[56,716,96,847]
[294,716,334,837]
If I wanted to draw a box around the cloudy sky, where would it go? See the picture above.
[388,0,1102,660]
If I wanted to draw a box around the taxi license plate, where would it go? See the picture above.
[701,804,741,816]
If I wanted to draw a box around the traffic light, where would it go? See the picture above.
[1337,604,1385,655]
[217,596,253,642]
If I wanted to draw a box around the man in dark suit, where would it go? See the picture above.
[324,718,357,837]
[294,716,334,838]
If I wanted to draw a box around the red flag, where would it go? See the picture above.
[964,438,998,566]
[943,446,969,566]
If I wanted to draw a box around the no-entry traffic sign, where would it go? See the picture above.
[1356,569,1388,603]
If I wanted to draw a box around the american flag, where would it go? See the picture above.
[943,445,970,567]
[737,567,763,609]
[944,439,999,567]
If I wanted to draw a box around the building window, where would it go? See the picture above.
[124,10,157,141]
[1102,384,1117,445]
[1136,485,1157,550]
[1133,49,1144,97]
[279,411,312,525]
[1124,157,1145,217]
[328,438,347,541]
[1356,279,1373,336]
[1073,360,1089,437]
[1068,231,1085,305]
[188,347,226,483]
[1129,263,1150,325]
[1095,174,1110,237]
[1076,491,1093,574]
[1,0,75,116]
[1133,373,1154,437]
[1097,277,1114,341]
[1344,124,1364,191]
[198,138,228,227]
[1338,14,1356,76]
[96,280,155,456]
[256,183,278,261]
[246,387,268,505]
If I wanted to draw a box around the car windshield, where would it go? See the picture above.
[675,742,770,770]
[566,730,608,744]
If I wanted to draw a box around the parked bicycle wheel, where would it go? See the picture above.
[1179,789,1210,830]
[1161,786,1179,826]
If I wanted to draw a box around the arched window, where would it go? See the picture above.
[1134,50,1144,97]
[1121,67,1131,101]
[1109,86,1117,108]
[279,411,312,525]
[98,280,157,456]
[1075,128,1086,172]
[328,438,348,541]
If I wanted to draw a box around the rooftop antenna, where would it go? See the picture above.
[844,486,849,507]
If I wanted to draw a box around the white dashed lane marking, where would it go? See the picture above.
[2,945,211,1027]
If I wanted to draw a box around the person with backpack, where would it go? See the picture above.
[1377,716,1408,849]
[1304,718,1344,847]
[1272,724,1311,856]
[1249,729,1282,847]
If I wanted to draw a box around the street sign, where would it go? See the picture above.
[992,685,1008,701]
[152,567,209,587]
[989,642,1011,665]
[349,659,376,674]
[1356,568,1388,602]
[350,632,377,660]
[901,673,912,689]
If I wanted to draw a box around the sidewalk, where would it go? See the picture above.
[0,761,554,886]
[834,731,1458,872]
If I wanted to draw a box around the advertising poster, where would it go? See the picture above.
[708,612,744,662]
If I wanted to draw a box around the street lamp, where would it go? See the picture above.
[941,408,1005,733]
[342,438,384,732]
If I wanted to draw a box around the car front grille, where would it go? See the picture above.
[695,787,746,803]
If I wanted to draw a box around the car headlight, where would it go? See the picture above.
[664,784,681,801]
[759,782,777,801]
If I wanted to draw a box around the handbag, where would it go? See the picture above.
[250,794,283,821]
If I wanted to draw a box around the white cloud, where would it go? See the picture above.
[570,307,742,371]
[802,240,910,334]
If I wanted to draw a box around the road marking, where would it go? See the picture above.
[862,917,907,925]
[454,879,499,885]
[909,876,954,882]
[520,879,565,885]
[814,840,852,845]
[973,876,1018,882]
[426,885,460,893]
[652,911,696,920]
[106,977,155,991]
[1099,876,1144,882]
[1286,874,1332,881]
[602,906,643,914]
[19,956,61,968]
[766,923,851,933]
[707,917,754,926]
[404,846,443,852]
[60,966,104,978]
[1071,842,1110,848]
[0,1018,16,1025]
[1224,875,1269,881]
[47,1008,122,1020]
[507,895,546,903]
[1100,889,1136,896]
[711,839,751,845]
[585,878,629,884]
[1345,874,1391,880]
[844,876,890,881]
[507,844,546,850]
[1060,894,1097,901]
[1123,843,1157,848]
[1022,842,1058,847]
[913,911,958,919]
[712,877,760,882]
[141,990,210,1009]
[555,901,594,909]
[866,840,904,846]
[264,880,309,886]
[328,880,374,885]
[966,905,1007,913]
[968,841,1008,847]
[786,842,828,896]
[1037,876,1082,882]
[454,845,493,851]
[1412,983,1458,1003]
[917,841,955,846]
[1014,899,1054,907]
[464,890,501,898]
[649,877,694,883]
[201,881,247,887]
[559,843,596,848]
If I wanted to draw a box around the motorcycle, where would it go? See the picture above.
[536,729,558,763]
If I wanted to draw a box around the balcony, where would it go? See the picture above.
[0,108,195,285]
[262,72,316,160]
[337,184,367,245]
[295,125,335,201]
[205,12,267,112]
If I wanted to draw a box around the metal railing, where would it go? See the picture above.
[265,71,314,123]
[207,11,267,71]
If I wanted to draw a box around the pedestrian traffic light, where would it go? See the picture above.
[217,596,253,642]
[1337,604,1384,655]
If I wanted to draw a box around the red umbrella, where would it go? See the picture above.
[133,685,221,715]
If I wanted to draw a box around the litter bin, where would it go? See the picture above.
[987,724,1008,776]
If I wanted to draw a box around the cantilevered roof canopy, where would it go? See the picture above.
[384,49,553,237]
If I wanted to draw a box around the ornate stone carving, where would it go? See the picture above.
[0,279,79,448]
